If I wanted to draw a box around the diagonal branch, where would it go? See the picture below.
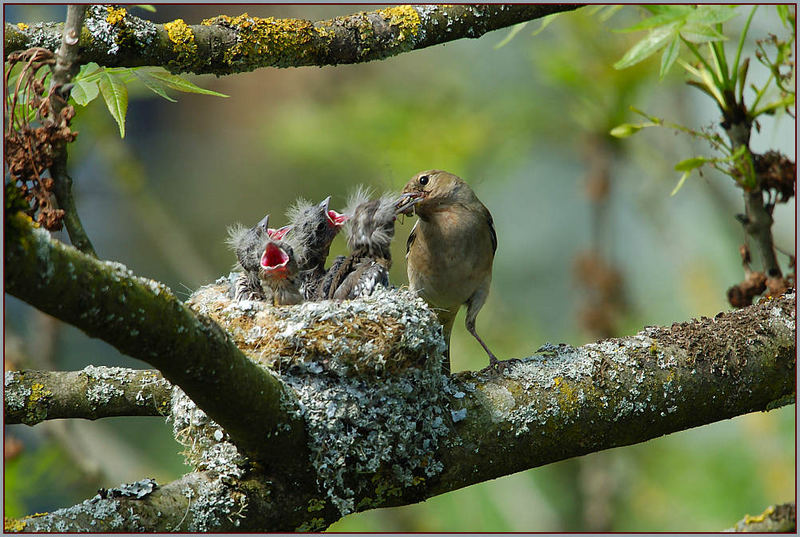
[4,367,171,425]
[4,4,582,75]
[4,212,311,478]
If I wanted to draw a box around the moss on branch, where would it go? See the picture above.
[4,4,582,75]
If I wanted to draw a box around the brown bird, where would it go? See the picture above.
[398,170,499,373]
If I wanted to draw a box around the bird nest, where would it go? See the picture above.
[186,274,446,378]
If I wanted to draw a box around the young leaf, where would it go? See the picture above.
[531,13,561,37]
[616,8,690,33]
[609,122,653,138]
[132,4,156,12]
[132,71,177,102]
[674,156,710,172]
[97,70,129,138]
[686,5,739,25]
[146,71,228,97]
[614,23,679,70]
[494,21,528,49]
[70,79,99,106]
[776,5,789,27]
[670,171,691,196]
[659,34,681,78]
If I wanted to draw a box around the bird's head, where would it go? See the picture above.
[345,188,401,256]
[260,240,297,280]
[396,170,465,216]
[286,196,349,266]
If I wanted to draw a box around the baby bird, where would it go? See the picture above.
[226,214,291,301]
[285,196,349,299]
[259,239,303,306]
[397,170,499,373]
[321,187,402,300]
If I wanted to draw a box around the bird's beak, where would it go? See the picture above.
[256,214,270,231]
[395,191,424,215]
[268,225,292,241]
[318,196,349,227]
[261,242,290,278]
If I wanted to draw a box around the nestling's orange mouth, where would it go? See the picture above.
[261,242,289,278]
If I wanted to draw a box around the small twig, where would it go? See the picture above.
[48,5,98,257]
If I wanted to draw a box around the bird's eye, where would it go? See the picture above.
[419,175,429,185]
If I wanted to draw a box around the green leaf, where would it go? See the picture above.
[97,70,129,138]
[597,5,623,22]
[70,79,99,106]
[659,34,680,78]
[132,4,156,12]
[686,5,739,25]
[609,122,652,138]
[670,171,691,196]
[616,8,691,33]
[132,71,177,102]
[146,70,228,97]
[776,5,789,27]
[494,21,528,49]
[614,23,679,70]
[674,156,710,172]
[531,13,561,37]
[679,23,727,44]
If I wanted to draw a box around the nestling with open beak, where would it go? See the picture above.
[397,169,499,373]
[259,238,304,306]
[320,186,404,300]
[285,196,349,299]
[226,214,292,301]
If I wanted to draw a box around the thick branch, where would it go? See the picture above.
[4,4,582,75]
[3,293,795,531]
[4,212,310,476]
[4,367,171,425]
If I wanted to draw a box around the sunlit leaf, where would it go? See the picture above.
[147,70,228,97]
[531,13,561,37]
[670,171,691,196]
[680,23,727,43]
[609,122,652,138]
[132,71,177,102]
[616,9,690,33]
[494,21,528,49]
[614,23,678,69]
[686,5,739,25]
[659,34,680,78]
[674,156,710,172]
[97,70,128,138]
[70,79,99,106]
[776,5,789,27]
[132,4,156,12]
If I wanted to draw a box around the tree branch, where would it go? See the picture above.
[47,5,98,257]
[4,4,582,75]
[4,290,795,531]
[4,367,171,425]
[727,501,796,533]
[4,212,311,478]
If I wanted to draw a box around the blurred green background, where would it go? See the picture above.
[5,4,795,532]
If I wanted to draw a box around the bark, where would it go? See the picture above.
[727,502,796,533]
[4,4,582,75]
[48,5,98,257]
[4,367,171,425]
[4,208,796,531]
[4,212,311,478]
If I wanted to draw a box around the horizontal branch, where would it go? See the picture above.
[727,501,796,533]
[4,367,171,425]
[4,212,311,477]
[5,292,795,531]
[4,4,582,75]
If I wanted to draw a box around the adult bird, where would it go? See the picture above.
[398,170,499,373]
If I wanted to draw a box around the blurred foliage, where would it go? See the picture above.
[4,4,795,532]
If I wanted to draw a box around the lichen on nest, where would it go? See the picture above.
[180,275,452,517]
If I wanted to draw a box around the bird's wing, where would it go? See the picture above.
[486,210,497,254]
[406,220,418,258]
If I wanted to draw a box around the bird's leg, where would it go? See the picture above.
[465,285,501,369]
